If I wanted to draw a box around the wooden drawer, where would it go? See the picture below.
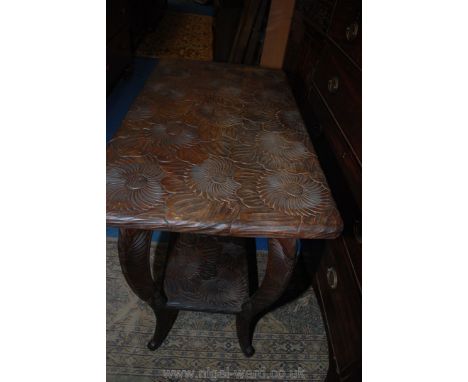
[297,0,338,34]
[316,237,361,376]
[339,205,361,288]
[300,27,327,83]
[287,18,327,89]
[329,0,361,67]
[313,42,361,161]
[308,85,361,208]
[342,217,362,290]
[316,145,362,287]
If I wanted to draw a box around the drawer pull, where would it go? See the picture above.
[346,22,359,41]
[354,220,362,243]
[326,267,338,289]
[327,77,339,93]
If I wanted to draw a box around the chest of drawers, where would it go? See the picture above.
[284,0,362,380]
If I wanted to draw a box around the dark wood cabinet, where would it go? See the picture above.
[284,0,362,380]
[328,0,361,67]
[313,43,361,160]
[316,238,361,375]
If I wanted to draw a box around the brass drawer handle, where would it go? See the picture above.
[328,77,339,93]
[346,22,359,41]
[326,267,338,289]
[354,220,362,244]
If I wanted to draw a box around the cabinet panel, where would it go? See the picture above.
[308,85,361,207]
[296,0,338,34]
[313,43,361,161]
[329,0,361,67]
[316,238,361,375]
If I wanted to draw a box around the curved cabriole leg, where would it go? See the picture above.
[236,238,299,357]
[117,228,178,351]
[118,229,154,302]
[147,309,179,350]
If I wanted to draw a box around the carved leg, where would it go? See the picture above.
[147,309,179,350]
[236,238,299,357]
[117,228,178,351]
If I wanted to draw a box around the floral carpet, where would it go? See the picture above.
[106,238,328,381]
[136,11,213,61]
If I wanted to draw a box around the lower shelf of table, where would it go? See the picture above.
[163,233,257,314]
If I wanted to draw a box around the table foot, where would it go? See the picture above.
[236,312,257,357]
[236,238,299,357]
[147,309,179,350]
[118,228,178,350]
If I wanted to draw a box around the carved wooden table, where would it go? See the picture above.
[107,59,343,357]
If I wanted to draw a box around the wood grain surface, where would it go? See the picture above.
[164,233,253,313]
[107,59,342,239]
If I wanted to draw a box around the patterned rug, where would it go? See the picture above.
[107,238,328,381]
[136,11,213,61]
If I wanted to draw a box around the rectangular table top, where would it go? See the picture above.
[107,59,342,239]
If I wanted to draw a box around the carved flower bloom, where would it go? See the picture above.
[107,161,165,213]
[187,157,241,202]
[257,172,332,217]
[145,121,199,148]
[232,131,312,170]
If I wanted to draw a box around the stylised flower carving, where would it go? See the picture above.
[257,132,308,158]
[187,157,241,202]
[107,161,165,213]
[106,59,342,238]
[145,121,199,148]
[257,172,331,217]
[232,131,312,170]
[107,136,149,158]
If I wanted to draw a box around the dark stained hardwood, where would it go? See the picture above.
[284,0,361,379]
[117,228,179,351]
[118,228,154,302]
[315,239,361,377]
[236,238,299,357]
[296,0,337,34]
[308,84,362,207]
[328,0,361,67]
[164,234,252,313]
[106,59,343,239]
[312,42,362,161]
[108,59,344,357]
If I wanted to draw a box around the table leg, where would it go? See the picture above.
[117,228,178,351]
[236,238,299,357]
